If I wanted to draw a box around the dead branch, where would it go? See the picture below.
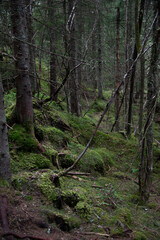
[67,171,90,176]
[74,231,109,237]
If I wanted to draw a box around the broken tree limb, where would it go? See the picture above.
[74,231,109,237]
[50,12,158,181]
[67,171,90,176]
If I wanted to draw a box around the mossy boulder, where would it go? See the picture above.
[62,187,87,207]
[43,145,58,166]
[41,126,69,149]
[38,172,62,208]
[59,153,75,168]
[74,201,92,219]
[11,152,52,172]
[9,124,37,152]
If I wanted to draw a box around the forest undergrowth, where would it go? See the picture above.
[0,89,160,240]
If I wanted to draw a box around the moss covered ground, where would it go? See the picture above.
[1,91,160,240]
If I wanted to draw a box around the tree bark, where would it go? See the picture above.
[97,10,103,99]
[48,0,57,101]
[139,0,160,201]
[26,0,37,94]
[0,74,11,182]
[10,0,34,134]
[68,0,81,116]
[126,0,145,136]
[115,7,120,132]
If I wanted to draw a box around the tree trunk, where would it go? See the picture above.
[26,0,37,94]
[126,0,145,136]
[115,7,120,132]
[68,0,81,116]
[10,0,34,134]
[0,74,11,182]
[48,0,57,101]
[97,11,103,99]
[139,1,160,201]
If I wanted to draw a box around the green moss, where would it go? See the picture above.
[43,145,58,166]
[9,124,37,151]
[62,187,87,207]
[95,148,115,168]
[133,231,147,240]
[38,172,59,202]
[109,207,132,226]
[11,152,52,172]
[68,143,106,174]
[12,175,29,191]
[59,153,75,168]
[45,208,81,231]
[41,126,69,149]
[75,201,92,219]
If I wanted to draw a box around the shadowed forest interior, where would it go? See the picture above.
[0,0,160,239]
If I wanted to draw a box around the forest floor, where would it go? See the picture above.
[1,90,160,240]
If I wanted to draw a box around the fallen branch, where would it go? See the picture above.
[67,171,90,176]
[0,232,53,240]
[74,231,109,237]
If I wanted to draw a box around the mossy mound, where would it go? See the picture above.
[74,201,93,219]
[45,208,81,231]
[9,124,38,152]
[11,152,52,173]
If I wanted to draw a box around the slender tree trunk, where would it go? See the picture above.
[0,73,11,182]
[97,12,103,99]
[92,33,97,90]
[139,1,160,201]
[68,0,81,116]
[10,0,34,134]
[124,0,129,128]
[48,0,57,101]
[26,0,37,94]
[126,0,145,136]
[115,7,120,132]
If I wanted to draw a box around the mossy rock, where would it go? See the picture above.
[9,124,37,152]
[43,145,58,166]
[38,172,62,208]
[62,187,87,207]
[45,209,81,231]
[74,201,92,219]
[41,126,69,149]
[80,149,106,175]
[95,148,115,168]
[59,153,75,168]
[11,152,52,172]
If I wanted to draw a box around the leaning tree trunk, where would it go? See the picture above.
[139,1,160,201]
[0,74,11,182]
[10,0,34,134]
